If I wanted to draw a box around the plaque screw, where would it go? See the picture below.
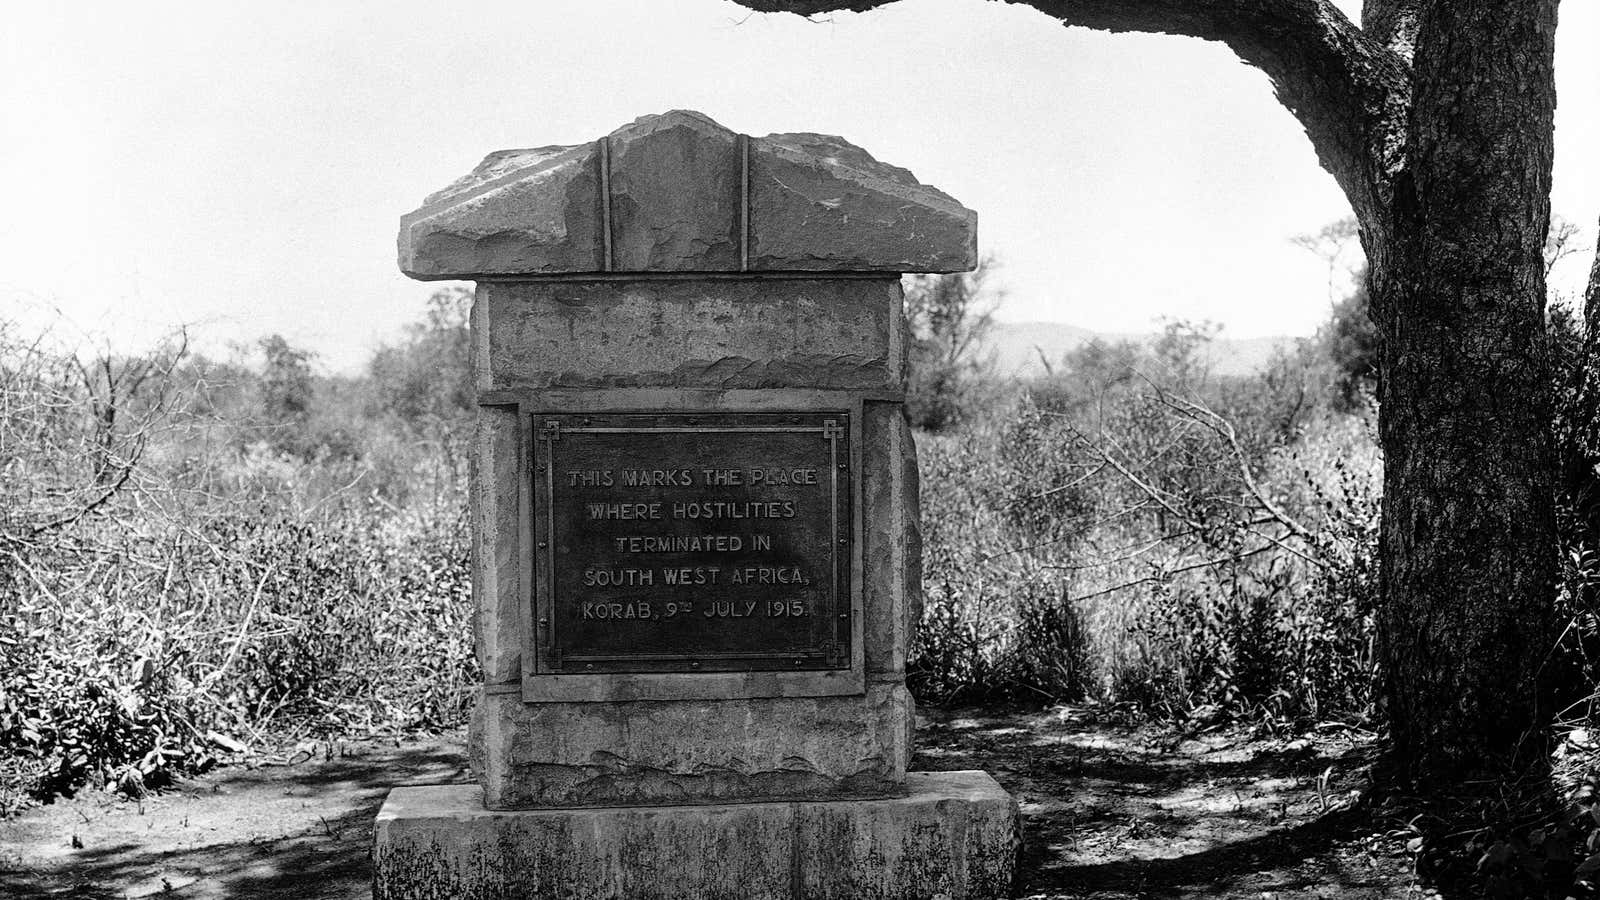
[839,462,847,469]
[585,664,594,671]
[794,659,804,667]
[838,538,847,545]
[536,464,545,473]
[538,541,547,549]
[689,661,700,669]
[537,617,548,627]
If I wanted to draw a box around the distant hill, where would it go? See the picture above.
[979,321,1299,379]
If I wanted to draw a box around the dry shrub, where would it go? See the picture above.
[912,415,1089,702]
[1,314,475,809]
[911,325,1379,726]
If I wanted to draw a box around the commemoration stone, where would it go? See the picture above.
[374,110,1018,900]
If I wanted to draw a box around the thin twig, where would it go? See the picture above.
[203,561,279,689]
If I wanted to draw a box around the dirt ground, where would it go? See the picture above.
[0,705,1420,899]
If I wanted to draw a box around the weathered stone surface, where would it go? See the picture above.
[375,783,792,900]
[400,143,604,278]
[469,683,912,809]
[480,278,900,391]
[608,110,742,271]
[373,772,1019,900]
[397,110,976,277]
[469,405,521,684]
[467,296,523,685]
[794,771,1021,899]
[862,400,918,677]
[748,132,976,273]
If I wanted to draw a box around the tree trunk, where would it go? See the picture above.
[1587,215,1600,328]
[732,0,1565,795]
[1366,0,1559,790]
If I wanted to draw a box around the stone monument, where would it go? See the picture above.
[372,110,1018,900]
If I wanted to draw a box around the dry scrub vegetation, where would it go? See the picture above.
[9,241,1600,885]
[910,320,1380,727]
[1,291,476,811]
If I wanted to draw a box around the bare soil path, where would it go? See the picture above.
[0,737,468,899]
[0,706,1417,899]
[917,706,1417,899]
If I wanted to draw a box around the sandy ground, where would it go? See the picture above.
[0,706,1419,899]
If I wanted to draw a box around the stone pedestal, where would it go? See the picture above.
[375,110,1017,899]
[374,772,1017,900]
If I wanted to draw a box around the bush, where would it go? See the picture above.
[910,322,1379,725]
[0,305,476,809]
[903,256,1002,432]
[910,417,1090,702]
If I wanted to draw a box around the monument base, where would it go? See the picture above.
[373,771,1018,900]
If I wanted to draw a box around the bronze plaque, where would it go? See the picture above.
[531,411,851,674]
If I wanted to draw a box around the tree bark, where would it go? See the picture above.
[1368,0,1559,789]
[734,0,1563,793]
[1586,215,1600,330]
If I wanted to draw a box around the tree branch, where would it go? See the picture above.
[1141,377,1315,541]
[734,0,1410,225]
[1058,542,1279,603]
[1362,0,1421,62]
[26,435,143,537]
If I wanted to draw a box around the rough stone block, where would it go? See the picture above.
[398,110,976,278]
[469,683,912,809]
[480,278,900,391]
[748,132,976,274]
[401,143,604,278]
[794,771,1021,899]
[608,111,742,271]
[372,772,1019,900]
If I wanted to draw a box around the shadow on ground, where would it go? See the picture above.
[1,712,1421,899]
[915,706,1416,899]
[0,738,468,900]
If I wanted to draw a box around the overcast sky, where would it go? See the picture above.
[4,0,1596,371]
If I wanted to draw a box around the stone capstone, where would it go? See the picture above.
[372,772,1020,900]
[398,110,977,278]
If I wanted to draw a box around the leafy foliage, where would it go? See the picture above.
[903,255,1001,432]
[1319,275,1380,412]
[258,334,313,416]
